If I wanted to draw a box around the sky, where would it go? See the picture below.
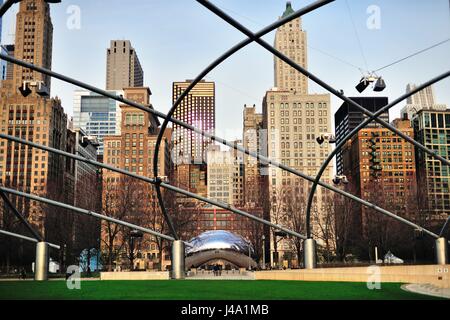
[1,0,450,141]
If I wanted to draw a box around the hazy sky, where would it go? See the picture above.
[1,0,450,141]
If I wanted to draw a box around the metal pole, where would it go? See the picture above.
[262,235,266,270]
[375,246,378,263]
[152,0,335,243]
[196,0,450,239]
[303,72,450,239]
[435,237,448,265]
[304,238,317,269]
[0,64,445,242]
[35,242,49,281]
[0,186,178,243]
[248,246,251,271]
[0,229,60,249]
[0,0,16,18]
[197,0,450,167]
[439,216,450,237]
[171,240,185,280]
[0,189,43,241]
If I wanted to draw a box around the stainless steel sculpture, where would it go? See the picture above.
[185,230,257,269]
[186,230,254,256]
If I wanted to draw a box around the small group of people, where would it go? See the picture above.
[212,264,222,276]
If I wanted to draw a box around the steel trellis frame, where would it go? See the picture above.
[195,0,450,240]
[0,229,60,250]
[0,189,44,241]
[0,186,179,243]
[0,1,445,248]
[0,0,17,17]
[0,133,308,240]
[305,71,450,239]
[152,0,335,242]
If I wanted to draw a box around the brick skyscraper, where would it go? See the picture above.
[0,0,68,235]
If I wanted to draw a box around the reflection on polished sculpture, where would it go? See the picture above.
[186,230,257,269]
[187,230,254,255]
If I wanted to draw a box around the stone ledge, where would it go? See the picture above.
[100,271,170,280]
[255,265,450,288]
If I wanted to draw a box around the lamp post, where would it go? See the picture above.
[129,230,143,271]
[262,234,266,270]
[248,246,251,271]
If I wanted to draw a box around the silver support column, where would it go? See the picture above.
[35,242,49,281]
[171,240,185,279]
[435,237,448,265]
[304,238,317,269]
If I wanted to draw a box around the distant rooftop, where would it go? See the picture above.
[282,1,295,18]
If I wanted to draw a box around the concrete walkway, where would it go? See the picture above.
[402,283,450,299]
[187,271,255,280]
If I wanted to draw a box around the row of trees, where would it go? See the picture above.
[100,176,200,271]
[261,180,448,266]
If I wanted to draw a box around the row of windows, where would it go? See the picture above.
[270,102,328,109]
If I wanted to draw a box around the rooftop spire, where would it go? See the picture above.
[282,1,295,18]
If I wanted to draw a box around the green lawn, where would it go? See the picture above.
[0,280,439,300]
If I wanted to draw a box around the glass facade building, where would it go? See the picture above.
[73,90,123,155]
[413,109,450,222]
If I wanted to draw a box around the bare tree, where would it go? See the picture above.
[282,186,306,267]
[101,175,142,271]
[312,192,337,263]
[42,180,76,267]
[333,190,356,261]
[73,169,102,272]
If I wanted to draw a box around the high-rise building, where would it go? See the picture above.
[172,80,215,165]
[406,83,435,106]
[274,2,308,95]
[262,91,333,264]
[242,105,266,206]
[65,126,101,255]
[101,87,172,271]
[106,40,144,91]
[103,87,169,179]
[413,109,450,224]
[174,164,208,201]
[335,97,390,174]
[0,45,8,81]
[12,0,54,94]
[1,45,15,82]
[341,119,417,238]
[206,143,244,206]
[0,0,68,235]
[401,84,447,120]
[262,2,334,266]
[73,89,124,156]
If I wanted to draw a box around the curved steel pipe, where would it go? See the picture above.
[0,189,44,241]
[0,0,16,18]
[0,133,307,240]
[0,0,442,243]
[200,0,450,169]
[305,71,450,238]
[151,0,334,242]
[197,0,450,240]
[0,186,178,243]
